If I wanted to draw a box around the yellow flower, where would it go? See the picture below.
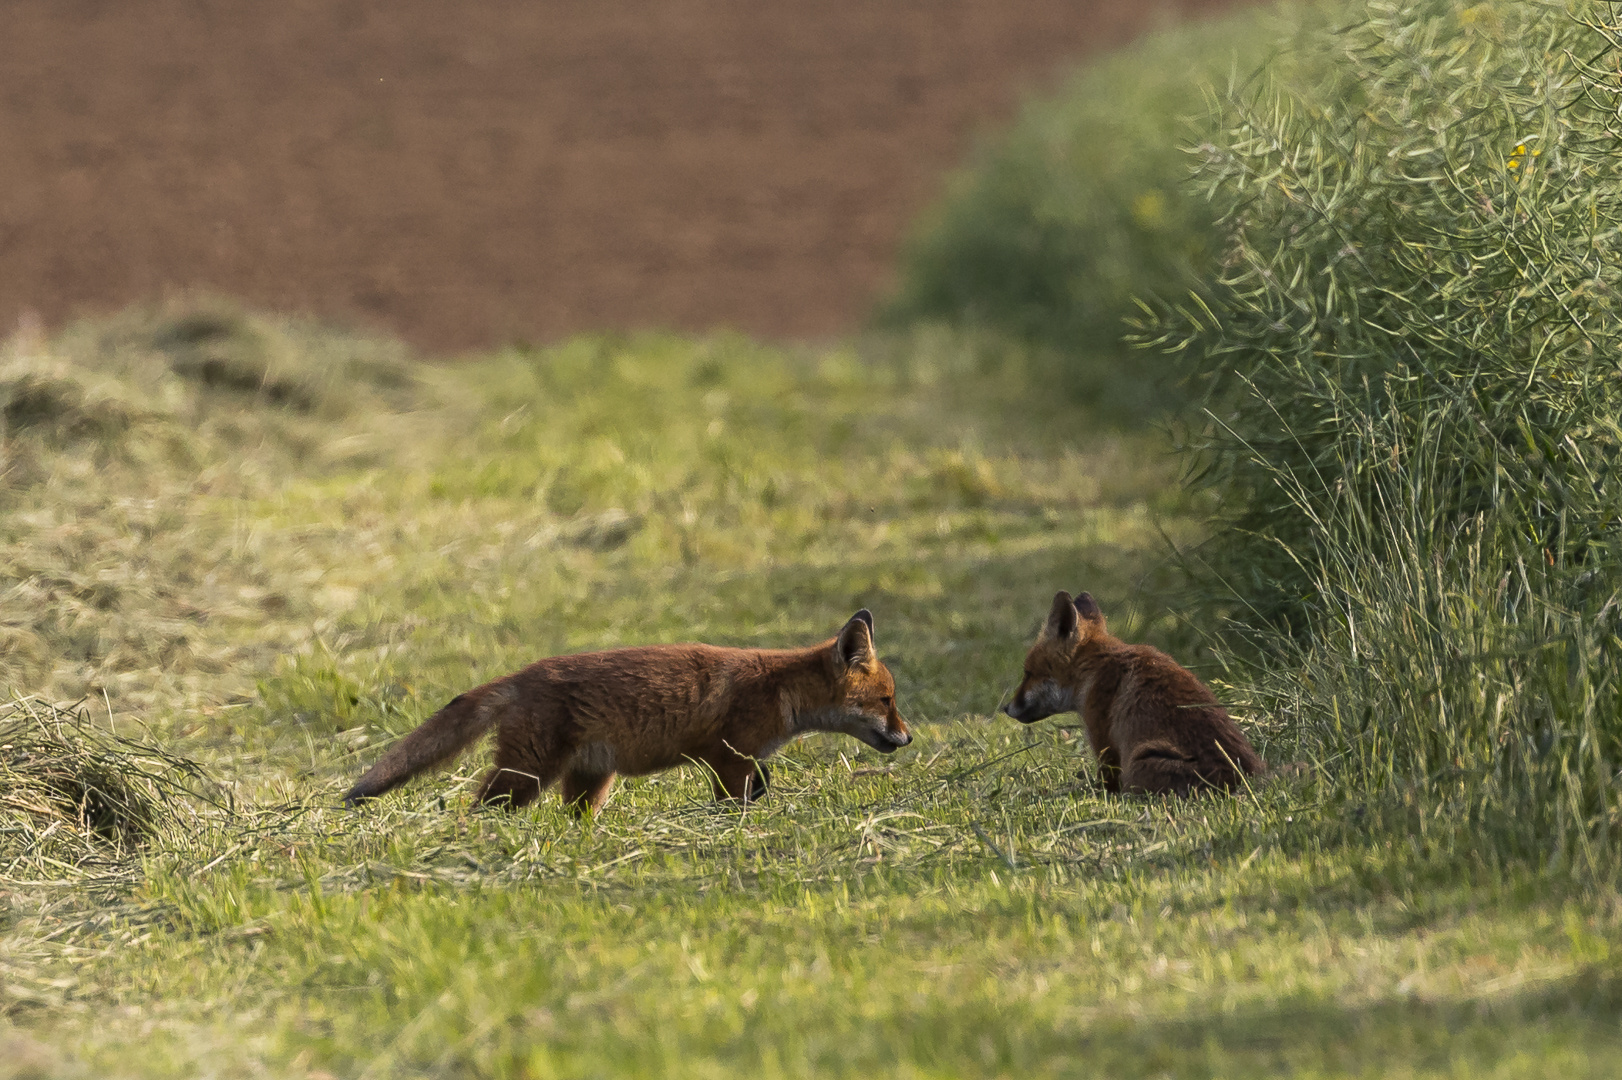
[1507,143,1541,170]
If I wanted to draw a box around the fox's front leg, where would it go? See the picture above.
[1084,745,1122,795]
[702,751,770,804]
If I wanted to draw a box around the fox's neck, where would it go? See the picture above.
[1068,633,1123,686]
[754,644,845,734]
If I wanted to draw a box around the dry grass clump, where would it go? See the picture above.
[0,297,424,495]
[0,360,146,445]
[61,298,422,421]
[0,699,223,889]
[0,352,170,492]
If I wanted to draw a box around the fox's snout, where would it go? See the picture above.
[876,713,912,752]
[1002,695,1040,724]
[862,709,912,753]
[1002,679,1070,724]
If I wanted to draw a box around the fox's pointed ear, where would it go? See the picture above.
[1042,590,1079,641]
[836,610,875,669]
[1072,591,1102,623]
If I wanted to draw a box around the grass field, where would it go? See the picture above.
[0,304,1617,1077]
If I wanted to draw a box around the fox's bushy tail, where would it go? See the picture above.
[344,686,502,806]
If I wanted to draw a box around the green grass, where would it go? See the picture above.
[0,301,1618,1077]
[1150,0,1622,633]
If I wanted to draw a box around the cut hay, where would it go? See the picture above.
[0,358,152,448]
[0,698,225,890]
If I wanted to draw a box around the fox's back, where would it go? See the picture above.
[1107,643,1264,775]
[502,643,794,773]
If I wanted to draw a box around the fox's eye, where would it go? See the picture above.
[880,696,893,707]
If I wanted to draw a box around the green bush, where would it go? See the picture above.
[879,6,1314,419]
[1157,0,1622,632]
[1151,0,1622,870]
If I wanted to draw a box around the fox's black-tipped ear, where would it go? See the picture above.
[836,610,876,668]
[1072,591,1102,621]
[1043,591,1079,640]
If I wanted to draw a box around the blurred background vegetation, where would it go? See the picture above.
[878,2,1320,420]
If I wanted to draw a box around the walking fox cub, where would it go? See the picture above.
[1003,591,1266,796]
[344,610,910,813]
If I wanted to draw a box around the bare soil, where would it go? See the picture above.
[2,0,1240,352]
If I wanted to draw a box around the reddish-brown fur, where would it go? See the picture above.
[344,610,910,813]
[1003,591,1266,796]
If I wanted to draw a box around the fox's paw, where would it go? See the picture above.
[747,762,771,802]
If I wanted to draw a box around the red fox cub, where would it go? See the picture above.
[344,610,910,813]
[1003,591,1265,796]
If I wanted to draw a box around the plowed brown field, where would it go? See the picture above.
[3,0,1239,351]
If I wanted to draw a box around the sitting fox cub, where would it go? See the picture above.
[1003,591,1265,795]
[344,610,910,813]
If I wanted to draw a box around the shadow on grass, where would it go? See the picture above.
[1057,967,1622,1078]
[386,956,1622,1078]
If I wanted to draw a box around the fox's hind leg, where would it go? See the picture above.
[478,704,571,809]
[1119,742,1228,797]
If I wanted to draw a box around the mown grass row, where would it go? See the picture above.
[2,294,1619,1076]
